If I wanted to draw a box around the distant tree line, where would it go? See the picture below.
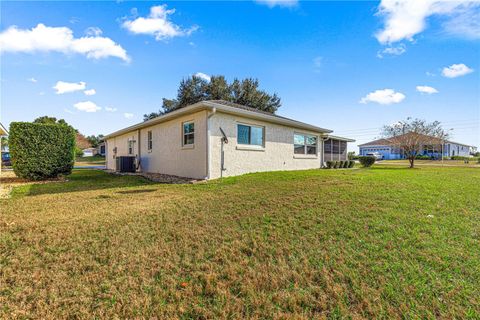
[144,75,282,121]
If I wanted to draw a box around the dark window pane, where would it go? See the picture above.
[184,133,194,145]
[307,146,316,154]
[325,140,332,152]
[237,124,250,144]
[251,126,263,146]
[294,145,305,154]
[332,140,340,153]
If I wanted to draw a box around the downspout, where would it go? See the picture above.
[320,135,329,168]
[206,107,216,179]
[136,129,141,172]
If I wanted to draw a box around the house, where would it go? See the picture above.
[82,147,97,157]
[0,122,8,171]
[359,133,475,160]
[104,100,354,179]
[97,142,106,156]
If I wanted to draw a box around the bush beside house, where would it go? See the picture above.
[359,156,376,167]
[10,122,76,180]
[326,160,355,169]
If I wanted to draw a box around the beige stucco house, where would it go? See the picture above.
[104,100,354,179]
[0,122,8,171]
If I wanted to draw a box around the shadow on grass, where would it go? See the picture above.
[116,189,157,194]
[12,170,155,197]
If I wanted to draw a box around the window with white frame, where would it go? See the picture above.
[237,124,264,146]
[147,130,153,151]
[183,121,195,146]
[294,134,317,155]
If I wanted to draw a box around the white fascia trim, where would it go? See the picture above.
[203,101,332,134]
[105,101,333,139]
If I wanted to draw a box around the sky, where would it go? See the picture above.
[1,0,479,151]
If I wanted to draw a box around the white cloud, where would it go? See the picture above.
[105,106,117,112]
[0,23,130,62]
[194,72,211,81]
[375,1,480,44]
[124,112,134,119]
[122,5,198,41]
[360,89,406,105]
[255,0,298,8]
[426,71,436,77]
[53,81,86,94]
[441,63,474,78]
[416,85,439,94]
[74,101,101,112]
[64,108,75,114]
[27,77,37,83]
[376,44,406,58]
[84,89,96,96]
[85,27,102,37]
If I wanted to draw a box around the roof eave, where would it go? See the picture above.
[105,101,333,138]
[204,101,333,133]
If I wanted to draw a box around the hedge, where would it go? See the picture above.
[359,156,376,167]
[10,122,76,180]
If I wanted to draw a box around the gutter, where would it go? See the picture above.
[105,101,333,139]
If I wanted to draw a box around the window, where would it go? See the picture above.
[294,133,317,155]
[237,124,264,146]
[183,122,194,146]
[128,140,134,155]
[147,131,153,151]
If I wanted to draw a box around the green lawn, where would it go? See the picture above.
[1,166,479,318]
[75,155,106,167]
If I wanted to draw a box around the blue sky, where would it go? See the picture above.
[1,1,479,150]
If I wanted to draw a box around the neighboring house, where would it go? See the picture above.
[97,142,106,156]
[104,100,354,180]
[1,122,8,171]
[82,147,97,157]
[359,133,475,160]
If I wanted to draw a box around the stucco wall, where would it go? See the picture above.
[106,110,208,179]
[106,131,139,170]
[208,111,323,179]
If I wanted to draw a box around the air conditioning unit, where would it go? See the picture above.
[116,156,136,173]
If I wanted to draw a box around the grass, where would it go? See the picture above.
[1,166,479,318]
[75,155,106,167]
[379,159,480,167]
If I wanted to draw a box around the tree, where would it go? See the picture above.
[143,75,282,121]
[1,136,8,151]
[86,134,104,148]
[382,118,449,168]
[33,115,92,150]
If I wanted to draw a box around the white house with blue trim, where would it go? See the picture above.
[359,133,476,160]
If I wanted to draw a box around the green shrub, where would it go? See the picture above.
[451,156,470,161]
[10,122,76,180]
[343,161,349,168]
[338,161,344,168]
[359,156,375,167]
[75,147,84,157]
[326,161,334,169]
[333,161,339,169]
[348,160,355,168]
[415,155,431,160]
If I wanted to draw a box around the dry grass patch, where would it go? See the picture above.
[1,167,479,318]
